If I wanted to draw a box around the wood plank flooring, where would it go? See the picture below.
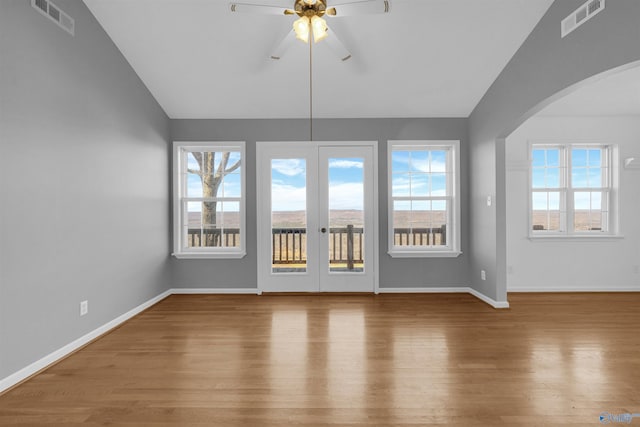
[1,293,639,426]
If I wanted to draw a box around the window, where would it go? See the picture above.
[388,140,461,257]
[173,141,246,258]
[530,143,617,237]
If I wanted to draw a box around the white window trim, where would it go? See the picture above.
[528,140,619,240]
[387,140,461,258]
[172,141,246,259]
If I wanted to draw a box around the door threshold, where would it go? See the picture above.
[260,291,375,296]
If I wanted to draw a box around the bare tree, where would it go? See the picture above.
[188,151,241,246]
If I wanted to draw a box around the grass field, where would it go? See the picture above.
[189,210,449,228]
[188,209,602,231]
[532,210,604,231]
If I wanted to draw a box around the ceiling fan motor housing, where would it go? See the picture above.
[295,0,327,18]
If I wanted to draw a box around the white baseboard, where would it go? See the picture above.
[378,287,469,293]
[0,289,172,394]
[378,286,510,309]
[509,286,640,292]
[171,288,260,294]
[468,288,510,309]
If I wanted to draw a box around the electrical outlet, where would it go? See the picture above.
[80,300,88,316]
[481,270,486,281]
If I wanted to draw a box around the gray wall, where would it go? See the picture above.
[170,118,470,289]
[506,116,640,291]
[468,0,640,301]
[0,0,171,379]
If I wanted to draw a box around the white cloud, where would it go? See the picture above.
[328,182,364,210]
[329,159,363,169]
[392,175,447,197]
[410,158,428,172]
[410,159,447,173]
[272,182,365,211]
[272,183,307,211]
[272,159,305,176]
[392,176,427,193]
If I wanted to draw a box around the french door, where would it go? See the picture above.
[257,142,377,292]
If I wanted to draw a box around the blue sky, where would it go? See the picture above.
[271,158,364,211]
[391,150,448,201]
[185,148,604,215]
[185,153,367,214]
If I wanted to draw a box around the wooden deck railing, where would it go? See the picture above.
[328,225,362,270]
[392,225,446,246]
[271,226,365,269]
[187,228,240,248]
[271,227,308,265]
[188,225,447,268]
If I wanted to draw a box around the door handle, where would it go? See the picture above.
[320,227,327,233]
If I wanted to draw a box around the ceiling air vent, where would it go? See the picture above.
[31,0,74,36]
[34,0,47,13]
[561,0,604,38]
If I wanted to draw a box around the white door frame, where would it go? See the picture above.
[256,141,379,293]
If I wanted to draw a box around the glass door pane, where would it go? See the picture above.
[271,159,308,273]
[319,146,374,293]
[258,144,319,292]
[258,143,374,293]
[327,157,365,273]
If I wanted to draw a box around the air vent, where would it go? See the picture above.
[561,0,605,38]
[31,0,74,36]
[34,0,47,13]
[48,4,60,21]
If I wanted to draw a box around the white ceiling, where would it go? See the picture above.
[83,0,553,119]
[539,65,640,116]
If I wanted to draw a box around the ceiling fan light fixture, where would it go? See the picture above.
[311,15,328,43]
[293,16,310,43]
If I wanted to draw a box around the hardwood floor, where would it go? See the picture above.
[1,293,639,426]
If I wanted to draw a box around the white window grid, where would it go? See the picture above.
[388,140,460,257]
[173,142,246,258]
[530,143,613,236]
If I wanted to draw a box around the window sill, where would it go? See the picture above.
[528,235,624,242]
[172,251,247,260]
[388,250,463,258]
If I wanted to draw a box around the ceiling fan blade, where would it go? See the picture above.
[324,28,352,62]
[229,3,295,16]
[326,0,390,17]
[270,29,297,60]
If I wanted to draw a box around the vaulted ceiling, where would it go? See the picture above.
[84,0,554,119]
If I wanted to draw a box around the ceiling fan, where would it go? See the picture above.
[229,0,390,61]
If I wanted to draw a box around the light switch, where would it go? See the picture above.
[486,195,492,207]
